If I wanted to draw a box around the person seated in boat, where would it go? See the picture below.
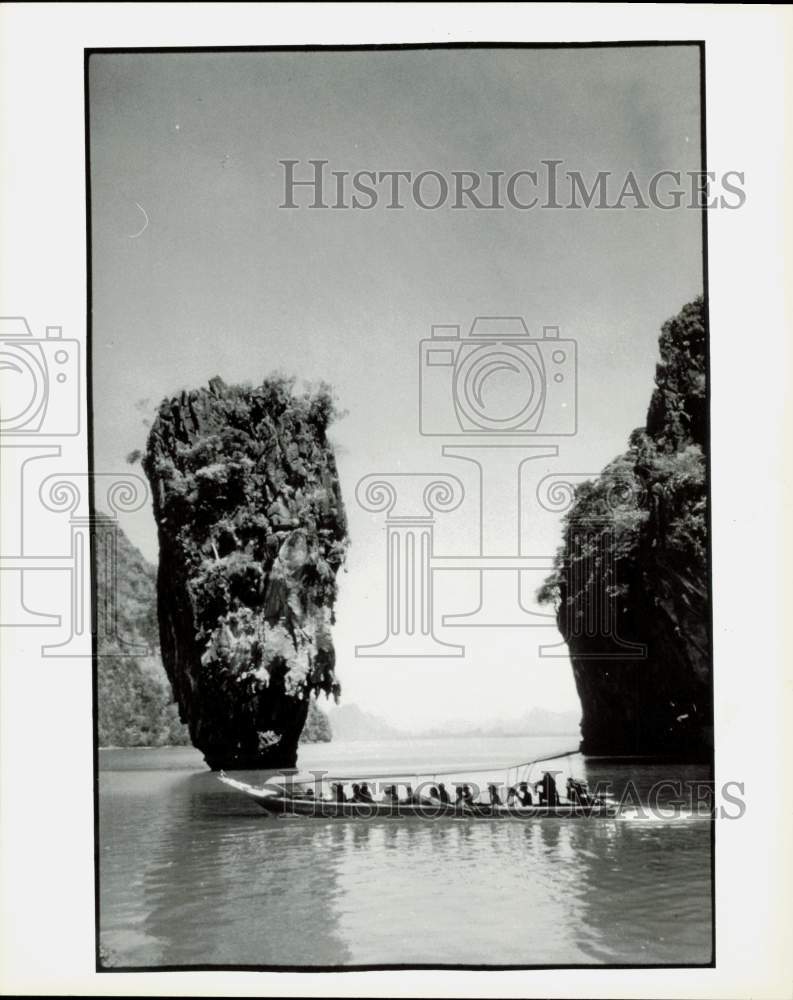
[517,782,533,807]
[429,784,452,806]
[467,784,487,812]
[567,777,588,804]
[403,784,426,805]
[351,783,374,804]
[333,782,347,804]
[455,784,476,810]
[535,771,560,806]
[383,784,399,805]
[571,778,596,805]
[488,784,503,807]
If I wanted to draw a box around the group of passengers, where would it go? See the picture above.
[294,771,598,808]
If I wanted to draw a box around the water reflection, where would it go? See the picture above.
[102,769,353,966]
[100,746,712,968]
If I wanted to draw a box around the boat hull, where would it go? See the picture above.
[250,794,617,819]
[218,774,618,819]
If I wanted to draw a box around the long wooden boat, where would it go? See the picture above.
[218,773,619,819]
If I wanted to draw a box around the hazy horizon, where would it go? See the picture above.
[323,698,581,734]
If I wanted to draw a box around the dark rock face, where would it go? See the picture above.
[538,298,711,759]
[143,376,347,769]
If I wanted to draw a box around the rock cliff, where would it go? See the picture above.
[538,298,711,758]
[142,375,347,769]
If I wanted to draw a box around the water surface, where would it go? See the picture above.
[99,738,712,967]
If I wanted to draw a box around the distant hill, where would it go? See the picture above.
[327,703,405,741]
[301,699,333,743]
[95,512,190,748]
[326,703,580,741]
[416,707,580,739]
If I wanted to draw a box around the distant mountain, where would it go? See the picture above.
[327,704,406,741]
[95,511,190,748]
[417,708,580,739]
[301,699,333,743]
[326,703,580,741]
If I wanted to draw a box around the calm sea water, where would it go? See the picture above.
[98,737,713,968]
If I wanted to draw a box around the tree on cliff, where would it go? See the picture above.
[142,375,348,769]
[538,297,711,758]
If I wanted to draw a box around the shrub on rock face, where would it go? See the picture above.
[143,375,348,769]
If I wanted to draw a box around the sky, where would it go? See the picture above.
[89,47,703,729]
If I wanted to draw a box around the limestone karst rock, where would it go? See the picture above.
[143,375,347,769]
[93,512,333,750]
[538,298,711,758]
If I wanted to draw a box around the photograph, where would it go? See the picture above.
[86,43,718,971]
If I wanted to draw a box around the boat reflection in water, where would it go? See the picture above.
[98,742,712,968]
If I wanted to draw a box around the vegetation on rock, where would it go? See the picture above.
[538,297,710,757]
[98,655,190,748]
[95,512,190,747]
[143,375,347,769]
